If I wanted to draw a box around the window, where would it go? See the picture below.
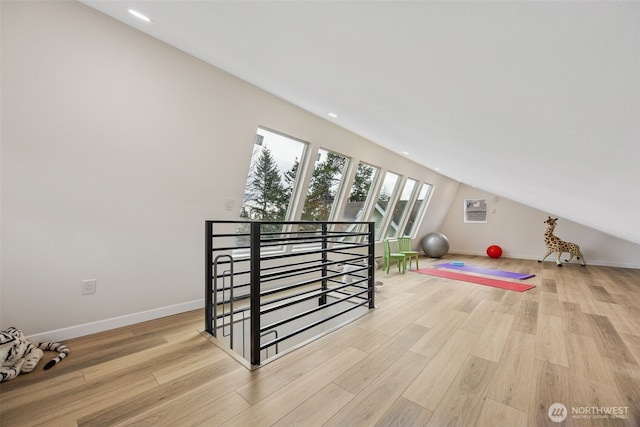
[385,178,417,239]
[402,182,433,237]
[464,198,488,223]
[373,171,401,240]
[240,127,307,233]
[334,162,379,242]
[300,149,348,231]
[342,162,378,222]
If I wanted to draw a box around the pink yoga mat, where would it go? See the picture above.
[415,268,536,292]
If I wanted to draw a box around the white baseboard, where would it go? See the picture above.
[27,299,205,343]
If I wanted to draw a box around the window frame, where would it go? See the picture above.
[384,177,419,240]
[372,170,402,241]
[402,182,434,238]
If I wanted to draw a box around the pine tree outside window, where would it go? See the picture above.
[300,149,348,232]
[342,162,378,222]
[238,128,306,243]
[335,162,379,242]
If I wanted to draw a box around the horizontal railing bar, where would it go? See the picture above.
[260,280,368,316]
[259,259,332,278]
[257,247,368,262]
[330,288,370,301]
[252,220,373,226]
[259,257,327,273]
[258,231,369,238]
[209,265,250,274]
[213,282,250,292]
[209,247,368,265]
[327,277,368,288]
[331,244,369,249]
[339,261,369,269]
[215,275,351,310]
[327,275,368,287]
[259,274,327,296]
[258,233,369,244]
[258,287,326,313]
[212,310,251,323]
[261,288,369,332]
[212,272,342,305]
[259,228,369,235]
[210,245,251,252]
[259,237,370,248]
[257,242,292,249]
[213,306,251,319]
[215,273,361,308]
[216,280,348,317]
[259,269,350,296]
[261,279,359,310]
[261,235,327,243]
[214,280,369,320]
[210,232,250,238]
[316,249,369,259]
[206,220,371,228]
[252,258,355,277]
[259,248,333,261]
[228,284,249,293]
[334,263,369,273]
[256,240,366,249]
[261,298,370,350]
[260,266,325,284]
[213,292,250,306]
[324,240,369,247]
[209,267,250,277]
[209,260,250,269]
[260,290,367,340]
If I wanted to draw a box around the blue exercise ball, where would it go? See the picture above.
[421,232,450,258]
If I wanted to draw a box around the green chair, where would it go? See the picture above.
[398,236,419,270]
[383,239,406,274]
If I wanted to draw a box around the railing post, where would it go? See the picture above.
[367,222,375,309]
[250,221,261,366]
[205,221,213,334]
[320,222,328,305]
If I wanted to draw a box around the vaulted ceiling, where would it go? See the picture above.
[82,1,639,244]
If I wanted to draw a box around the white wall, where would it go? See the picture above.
[1,1,458,339]
[440,184,640,269]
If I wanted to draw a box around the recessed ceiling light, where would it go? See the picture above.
[402,151,409,155]
[434,167,441,171]
[327,112,338,118]
[128,9,152,22]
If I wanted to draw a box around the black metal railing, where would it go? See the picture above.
[205,220,375,366]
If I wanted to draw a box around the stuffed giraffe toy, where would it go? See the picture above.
[538,216,586,267]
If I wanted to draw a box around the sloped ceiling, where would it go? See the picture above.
[81,1,639,244]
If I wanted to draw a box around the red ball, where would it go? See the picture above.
[487,245,503,258]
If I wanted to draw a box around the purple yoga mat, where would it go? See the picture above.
[435,263,535,280]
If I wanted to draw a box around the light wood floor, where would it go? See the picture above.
[2,255,639,426]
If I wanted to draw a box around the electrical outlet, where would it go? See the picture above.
[82,279,97,295]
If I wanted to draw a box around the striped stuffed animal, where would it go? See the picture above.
[0,327,69,382]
